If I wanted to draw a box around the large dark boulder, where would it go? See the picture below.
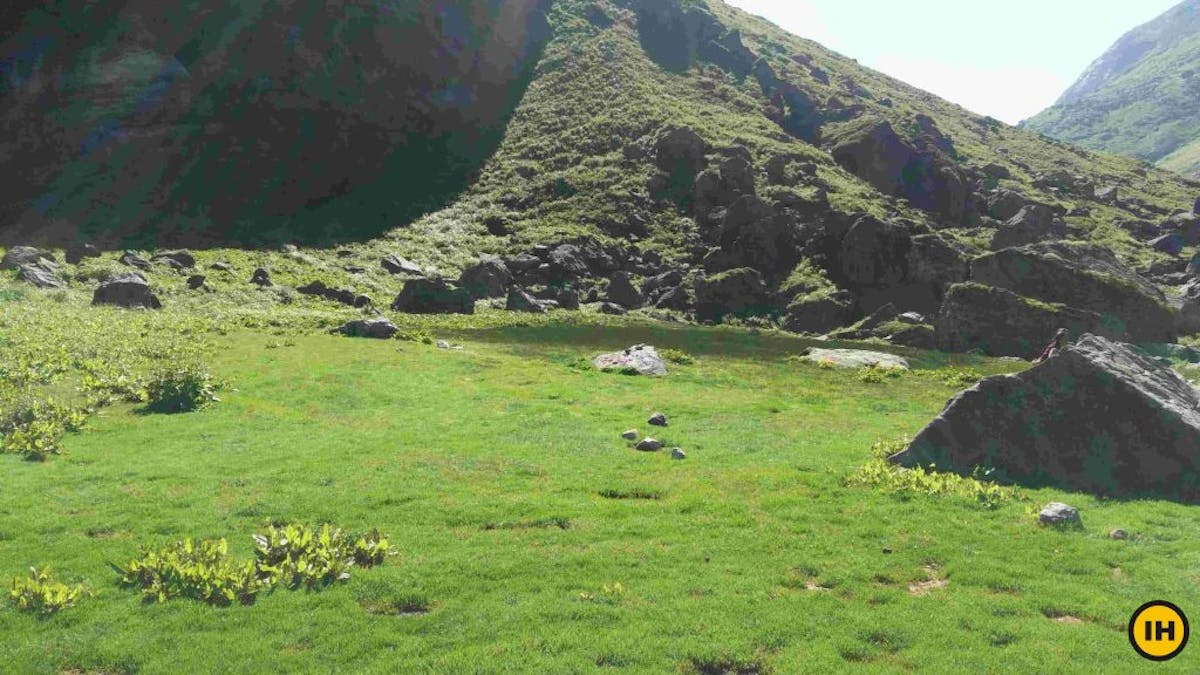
[714,196,802,282]
[2,246,56,270]
[151,249,195,269]
[92,273,161,309]
[935,283,1122,358]
[391,279,473,315]
[506,287,552,313]
[459,255,512,299]
[545,244,589,282]
[606,272,644,309]
[17,264,65,289]
[654,126,710,175]
[336,317,398,339]
[971,242,1176,342]
[891,334,1200,501]
[694,267,769,322]
[783,292,853,334]
[381,254,424,277]
[989,205,1066,250]
[839,216,911,287]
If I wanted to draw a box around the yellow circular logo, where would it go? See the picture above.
[1129,601,1189,661]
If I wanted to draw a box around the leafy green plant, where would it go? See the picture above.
[844,439,1024,509]
[252,523,388,590]
[143,364,220,413]
[114,538,263,606]
[7,567,87,614]
[857,364,904,383]
[660,348,696,365]
[396,330,435,345]
[0,397,88,460]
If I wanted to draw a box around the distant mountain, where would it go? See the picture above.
[1024,0,1200,176]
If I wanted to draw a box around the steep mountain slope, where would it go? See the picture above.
[1024,0,1200,176]
[3,0,1200,352]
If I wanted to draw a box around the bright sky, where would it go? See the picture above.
[725,0,1183,124]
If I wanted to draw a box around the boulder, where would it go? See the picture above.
[719,196,801,281]
[505,252,541,275]
[186,275,207,290]
[1177,279,1200,334]
[783,292,853,334]
[654,285,691,311]
[119,251,152,271]
[801,348,909,370]
[392,278,473,314]
[297,280,366,307]
[2,246,55,270]
[1151,233,1185,256]
[381,254,424,276]
[670,448,687,460]
[606,272,644,308]
[16,264,65,289]
[250,268,272,287]
[648,412,668,427]
[210,262,234,273]
[989,205,1066,250]
[65,243,100,265]
[635,438,663,452]
[459,255,512,299]
[654,126,710,175]
[891,334,1200,501]
[594,344,668,376]
[1094,185,1119,204]
[935,282,1123,358]
[599,302,628,316]
[534,286,579,311]
[970,243,1175,343]
[545,244,589,282]
[1164,212,1200,246]
[92,273,161,309]
[985,189,1028,222]
[622,429,639,441]
[840,216,911,287]
[151,250,195,269]
[1039,503,1082,527]
[506,287,551,313]
[336,317,398,339]
[694,268,769,322]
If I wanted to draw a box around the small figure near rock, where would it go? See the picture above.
[1038,502,1081,527]
[648,412,668,427]
[1034,328,1070,363]
[635,438,663,452]
[621,429,638,441]
[670,448,686,460]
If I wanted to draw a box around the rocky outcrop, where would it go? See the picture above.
[971,242,1176,343]
[391,279,474,315]
[783,292,853,334]
[381,254,424,277]
[2,246,55,270]
[891,334,1200,502]
[989,205,1066,250]
[605,272,644,309]
[694,268,769,321]
[935,283,1121,358]
[92,273,161,309]
[459,255,512,299]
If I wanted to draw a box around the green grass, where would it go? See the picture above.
[1,315,1197,672]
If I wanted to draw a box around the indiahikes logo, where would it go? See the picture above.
[1129,601,1190,661]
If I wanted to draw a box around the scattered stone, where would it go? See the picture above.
[436,340,451,349]
[186,274,207,290]
[381,254,424,276]
[635,438,664,452]
[801,348,909,370]
[391,278,474,314]
[16,264,65,289]
[648,412,668,427]
[670,448,687,460]
[1,246,55,270]
[151,249,195,269]
[297,280,366,307]
[250,267,273,287]
[336,317,398,339]
[599,302,628,316]
[459,255,512,299]
[1109,529,1128,541]
[92,273,161,309]
[506,287,551,313]
[622,429,639,441]
[892,334,1200,501]
[119,251,151,271]
[65,243,99,265]
[897,312,926,325]
[210,262,234,272]
[594,344,668,376]
[1038,503,1082,527]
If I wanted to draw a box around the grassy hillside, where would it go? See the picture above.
[1024,0,1200,176]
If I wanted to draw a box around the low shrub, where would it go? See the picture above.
[252,523,389,590]
[660,348,696,365]
[143,364,220,413]
[7,567,88,614]
[844,439,1023,509]
[114,538,263,606]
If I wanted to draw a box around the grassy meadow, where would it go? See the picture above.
[1,286,1199,673]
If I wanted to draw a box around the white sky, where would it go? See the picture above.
[725,0,1183,124]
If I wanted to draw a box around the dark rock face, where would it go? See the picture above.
[545,244,589,283]
[840,216,911,287]
[297,280,368,307]
[17,264,65,289]
[392,279,473,315]
[717,196,802,282]
[935,283,1121,358]
[2,246,55,270]
[337,317,398,339]
[0,0,552,246]
[891,334,1200,502]
[654,126,710,176]
[828,118,966,221]
[505,287,551,313]
[120,252,151,271]
[783,292,853,334]
[989,205,1066,250]
[1152,233,1186,256]
[250,268,273,287]
[92,273,161,309]
[381,254,424,277]
[606,272,644,308]
[151,250,195,269]
[1165,212,1200,245]
[694,267,769,321]
[971,243,1175,343]
[459,255,512,299]
[186,275,207,290]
